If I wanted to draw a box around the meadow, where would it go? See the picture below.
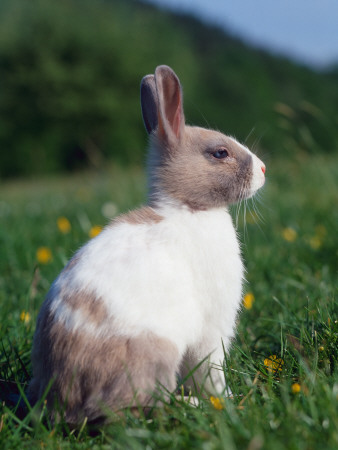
[0,140,337,448]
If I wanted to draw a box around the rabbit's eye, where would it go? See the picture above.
[212,149,228,159]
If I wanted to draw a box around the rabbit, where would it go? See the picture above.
[28,65,266,425]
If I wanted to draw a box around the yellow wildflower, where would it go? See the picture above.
[89,225,103,238]
[263,355,284,373]
[309,236,322,250]
[282,227,297,242]
[20,311,31,324]
[291,383,301,394]
[243,292,254,310]
[36,247,52,264]
[57,216,71,234]
[210,396,224,410]
[319,346,325,352]
[308,225,326,250]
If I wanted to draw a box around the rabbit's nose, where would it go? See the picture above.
[261,165,266,174]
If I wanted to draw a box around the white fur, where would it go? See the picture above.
[249,153,265,194]
[230,137,265,196]
[51,203,243,391]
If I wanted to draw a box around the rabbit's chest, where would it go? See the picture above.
[58,208,243,347]
[172,209,244,340]
[180,212,243,306]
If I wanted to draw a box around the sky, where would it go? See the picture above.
[144,0,338,68]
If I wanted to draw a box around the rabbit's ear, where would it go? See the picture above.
[140,74,158,134]
[154,65,185,143]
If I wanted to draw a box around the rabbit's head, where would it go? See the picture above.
[141,65,265,210]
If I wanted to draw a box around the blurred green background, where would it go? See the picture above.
[0,0,337,178]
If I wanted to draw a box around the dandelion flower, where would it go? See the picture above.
[264,355,284,373]
[309,236,322,250]
[282,227,297,242]
[57,216,71,234]
[243,292,254,310]
[210,396,224,410]
[36,247,52,264]
[291,383,301,394]
[89,225,103,238]
[20,311,31,324]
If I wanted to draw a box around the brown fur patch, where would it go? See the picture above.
[148,126,253,210]
[28,306,179,425]
[63,289,108,327]
[114,206,163,225]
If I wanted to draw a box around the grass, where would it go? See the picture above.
[0,148,337,448]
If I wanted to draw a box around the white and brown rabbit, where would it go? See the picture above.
[28,65,266,424]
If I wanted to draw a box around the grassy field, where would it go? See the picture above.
[0,148,337,448]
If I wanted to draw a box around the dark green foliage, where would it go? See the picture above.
[0,0,337,178]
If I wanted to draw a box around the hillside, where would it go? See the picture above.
[0,0,337,177]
